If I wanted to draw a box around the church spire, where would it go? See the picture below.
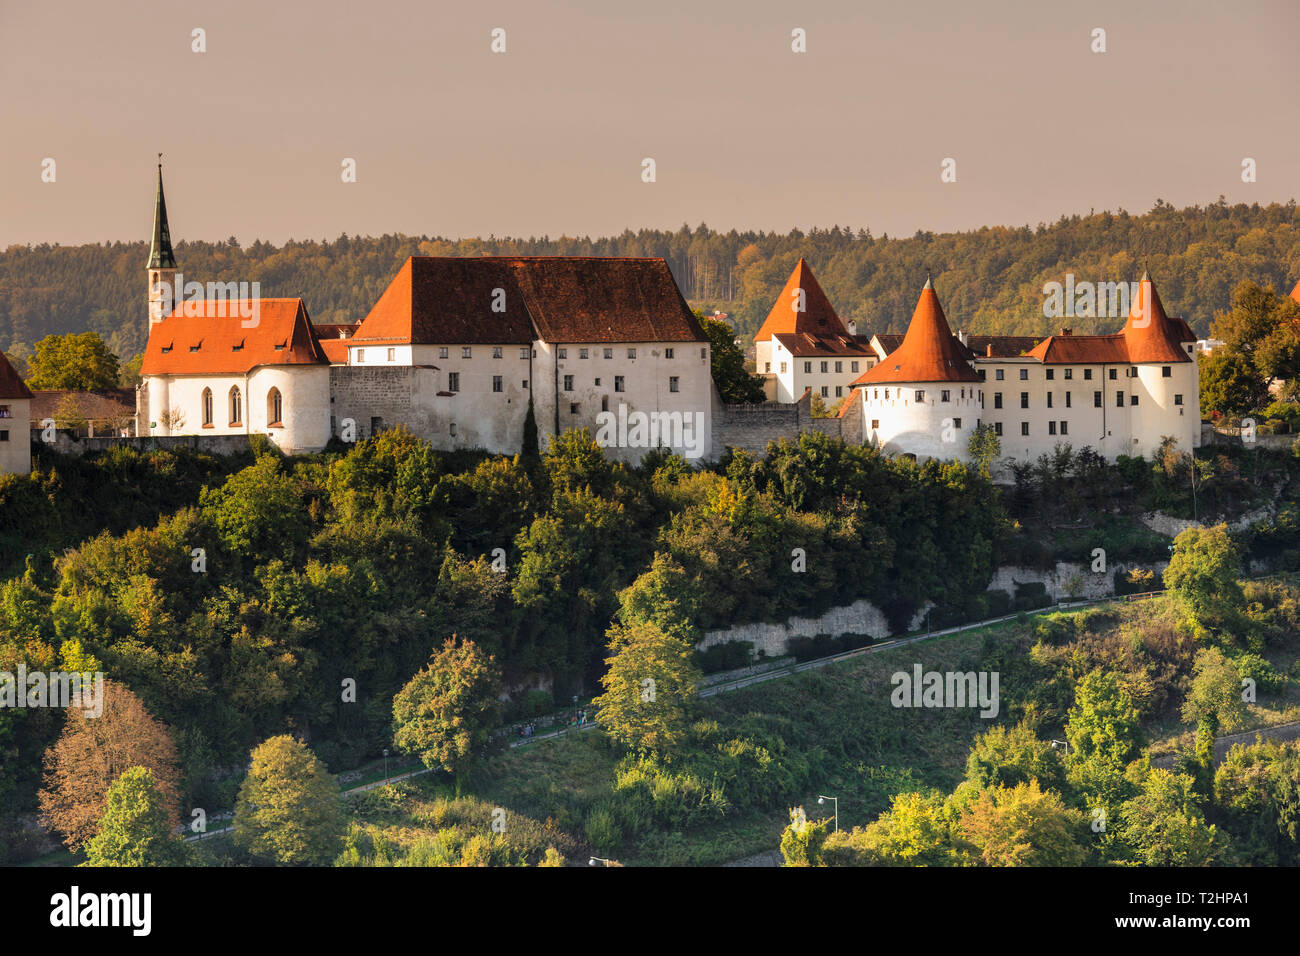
[148,157,176,269]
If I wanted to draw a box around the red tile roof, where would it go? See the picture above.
[852,279,980,385]
[771,331,876,358]
[1290,280,1300,305]
[961,334,1046,358]
[1026,275,1193,365]
[0,350,33,400]
[1024,332,1131,365]
[755,259,850,343]
[142,299,327,376]
[29,388,135,424]
[352,257,705,346]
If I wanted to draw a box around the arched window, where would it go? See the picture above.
[201,387,213,426]
[229,386,242,426]
[267,387,283,426]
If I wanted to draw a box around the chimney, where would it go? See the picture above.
[339,327,350,340]
[847,319,857,336]
[1059,328,1072,336]
[957,328,968,346]
[985,344,994,358]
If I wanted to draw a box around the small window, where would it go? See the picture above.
[1109,368,1118,380]
[1161,366,1171,378]
[1065,392,1071,408]
[202,388,213,426]
[871,419,880,429]
[1047,393,1053,409]
[614,375,625,392]
[493,347,503,359]
[953,418,961,429]
[669,376,680,393]
[1046,369,1054,380]
[995,369,1005,381]
[851,361,859,373]
[627,348,636,359]
[228,386,242,426]
[665,348,674,359]
[835,386,842,397]
[603,348,613,360]
[1021,422,1029,436]
[1064,368,1072,380]
[579,348,589,359]
[1060,421,1068,435]
[941,390,950,402]
[915,390,925,402]
[0,405,8,418]
[834,361,842,373]
[439,347,449,359]
[268,387,283,425]
[0,430,8,442]
[780,362,788,374]
[994,392,1002,409]
[1084,368,1092,380]
[1131,394,1138,406]
[522,380,528,389]
[1019,368,1029,380]
[1116,392,1124,407]
[448,372,460,392]
[820,361,828,373]
[387,348,395,361]
[357,349,365,362]
[993,422,1003,436]
[595,377,601,386]
[1094,391,1102,407]
[569,403,578,414]
[462,347,472,359]
[492,375,503,393]
[1174,394,1183,406]
[1049,421,1057,435]
[700,348,707,359]
[804,361,812,374]
[1020,392,1029,409]
[601,396,609,412]
[557,348,566,360]
[821,386,829,397]
[764,362,771,373]
[563,375,574,391]
[449,422,457,437]
[520,348,530,359]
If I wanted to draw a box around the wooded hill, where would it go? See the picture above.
[3,198,1297,361]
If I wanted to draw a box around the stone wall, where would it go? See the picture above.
[710,389,842,459]
[984,560,1168,602]
[30,431,255,457]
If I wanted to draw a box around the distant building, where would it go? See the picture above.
[0,350,32,475]
[29,389,138,436]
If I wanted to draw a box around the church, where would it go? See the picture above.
[136,166,715,460]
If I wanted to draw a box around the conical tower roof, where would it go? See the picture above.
[1122,272,1191,363]
[852,277,978,383]
[754,258,847,341]
[147,161,176,270]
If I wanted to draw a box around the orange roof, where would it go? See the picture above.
[755,259,849,343]
[142,299,327,376]
[1291,280,1300,305]
[771,331,875,358]
[851,279,979,385]
[0,350,33,400]
[317,338,351,364]
[1025,274,1193,365]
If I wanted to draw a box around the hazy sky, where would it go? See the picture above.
[3,0,1297,247]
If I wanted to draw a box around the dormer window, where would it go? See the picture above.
[189,342,202,352]
[232,340,244,352]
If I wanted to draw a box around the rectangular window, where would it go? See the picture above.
[563,375,574,391]
[1021,422,1029,436]
[1065,392,1072,408]
[941,390,950,402]
[449,423,457,437]
[1046,369,1054,380]
[765,363,771,373]
[1020,368,1029,380]
[594,378,601,386]
[780,362,788,374]
[462,347,472,358]
[993,422,1003,436]
[804,361,812,374]
[871,419,880,429]
[953,417,961,429]
[1084,368,1092,380]
[851,361,859,373]
[439,347,449,359]
[0,405,8,418]
[995,369,1005,381]
[557,348,566,360]
[492,375,503,393]
[1049,421,1057,435]
[1047,392,1053,409]
[834,361,842,373]
[1174,394,1184,406]
[1020,392,1029,408]
[915,390,925,402]
[1109,368,1118,380]
[522,380,528,389]
[521,347,530,359]
[1064,368,1072,380]
[579,348,589,359]
[357,349,365,363]
[448,372,460,392]
[1060,421,1068,435]
[601,396,609,412]
[0,430,7,442]
[627,348,636,359]
[569,403,579,414]
[835,386,843,397]
[994,392,1003,409]
[493,347,504,359]
[603,348,613,359]
[1131,394,1138,406]
[387,348,396,361]
[665,348,674,359]
[821,386,829,397]
[669,376,680,393]
[1116,392,1124,407]
[701,348,707,359]
[614,375,625,392]
[1094,390,1102,407]
[820,361,829,373]
[1162,366,1171,378]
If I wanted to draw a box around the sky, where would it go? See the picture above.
[2,0,1297,247]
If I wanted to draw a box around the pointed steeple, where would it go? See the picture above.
[148,158,176,270]
[853,276,979,384]
[754,258,849,341]
[1123,272,1189,362]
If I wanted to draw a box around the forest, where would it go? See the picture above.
[3,198,1298,363]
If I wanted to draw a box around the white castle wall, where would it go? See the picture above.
[0,398,31,475]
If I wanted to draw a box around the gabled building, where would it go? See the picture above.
[845,273,1200,470]
[0,350,33,475]
[754,259,876,404]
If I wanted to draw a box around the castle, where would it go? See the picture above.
[0,167,1219,478]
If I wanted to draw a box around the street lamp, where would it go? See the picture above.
[817,794,839,832]
[382,748,389,785]
[1049,739,1069,755]
[588,857,613,867]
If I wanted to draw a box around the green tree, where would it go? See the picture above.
[234,735,345,865]
[26,332,121,390]
[591,620,701,757]
[1163,525,1248,644]
[964,720,1066,793]
[82,766,191,866]
[1064,669,1143,806]
[779,807,832,866]
[1108,767,1222,866]
[699,313,765,404]
[392,637,503,789]
[967,422,1001,478]
[199,455,310,562]
[1199,351,1270,418]
[955,780,1088,866]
